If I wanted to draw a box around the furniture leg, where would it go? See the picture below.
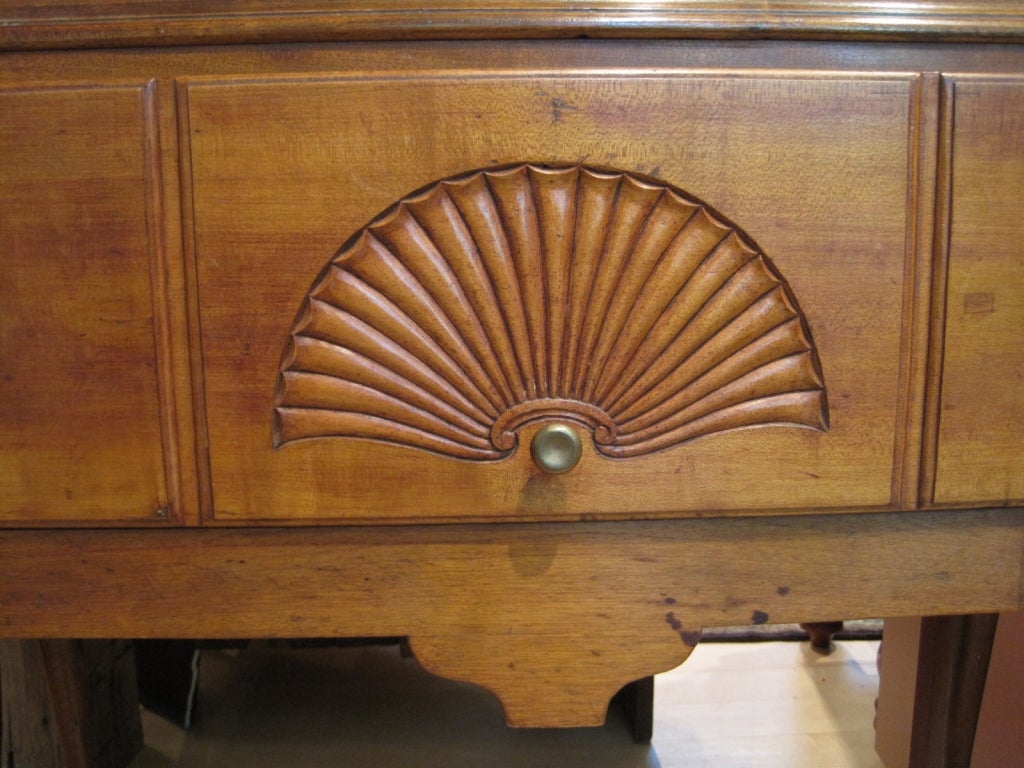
[612,675,655,744]
[1,640,142,768]
[908,613,999,768]
[799,621,846,651]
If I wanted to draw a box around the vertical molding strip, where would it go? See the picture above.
[917,76,956,508]
[152,78,202,526]
[175,80,216,524]
[141,79,179,524]
[893,72,942,510]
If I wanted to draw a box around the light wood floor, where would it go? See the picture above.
[131,639,884,768]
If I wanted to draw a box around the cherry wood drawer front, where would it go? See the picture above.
[0,84,171,524]
[186,71,920,524]
[933,77,1024,507]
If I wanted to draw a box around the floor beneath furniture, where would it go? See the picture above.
[130,639,884,768]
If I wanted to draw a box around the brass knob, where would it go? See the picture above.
[530,423,582,474]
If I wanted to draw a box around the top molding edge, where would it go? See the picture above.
[2,2,1024,51]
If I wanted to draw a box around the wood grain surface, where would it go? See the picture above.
[187,71,915,523]
[3,1,1024,50]
[932,77,1024,507]
[1,509,1021,725]
[0,84,172,524]
[1,25,1022,734]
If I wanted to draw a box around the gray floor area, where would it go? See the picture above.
[131,639,884,768]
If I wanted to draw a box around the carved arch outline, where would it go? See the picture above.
[273,163,829,460]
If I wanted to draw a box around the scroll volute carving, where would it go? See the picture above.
[273,164,828,462]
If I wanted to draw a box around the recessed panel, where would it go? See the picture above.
[0,85,168,523]
[934,78,1024,506]
[188,72,916,523]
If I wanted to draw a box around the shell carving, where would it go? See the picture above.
[273,164,828,460]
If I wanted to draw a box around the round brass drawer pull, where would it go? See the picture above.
[530,423,582,474]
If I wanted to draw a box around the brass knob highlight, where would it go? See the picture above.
[530,423,582,474]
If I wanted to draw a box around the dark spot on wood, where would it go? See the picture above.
[666,611,699,645]
[548,96,580,123]
[665,597,677,605]
[777,586,791,596]
[964,292,995,314]
[752,610,770,625]
[508,534,559,577]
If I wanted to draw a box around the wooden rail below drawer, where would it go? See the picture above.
[2,508,1021,727]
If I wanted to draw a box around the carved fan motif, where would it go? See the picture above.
[273,164,828,460]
